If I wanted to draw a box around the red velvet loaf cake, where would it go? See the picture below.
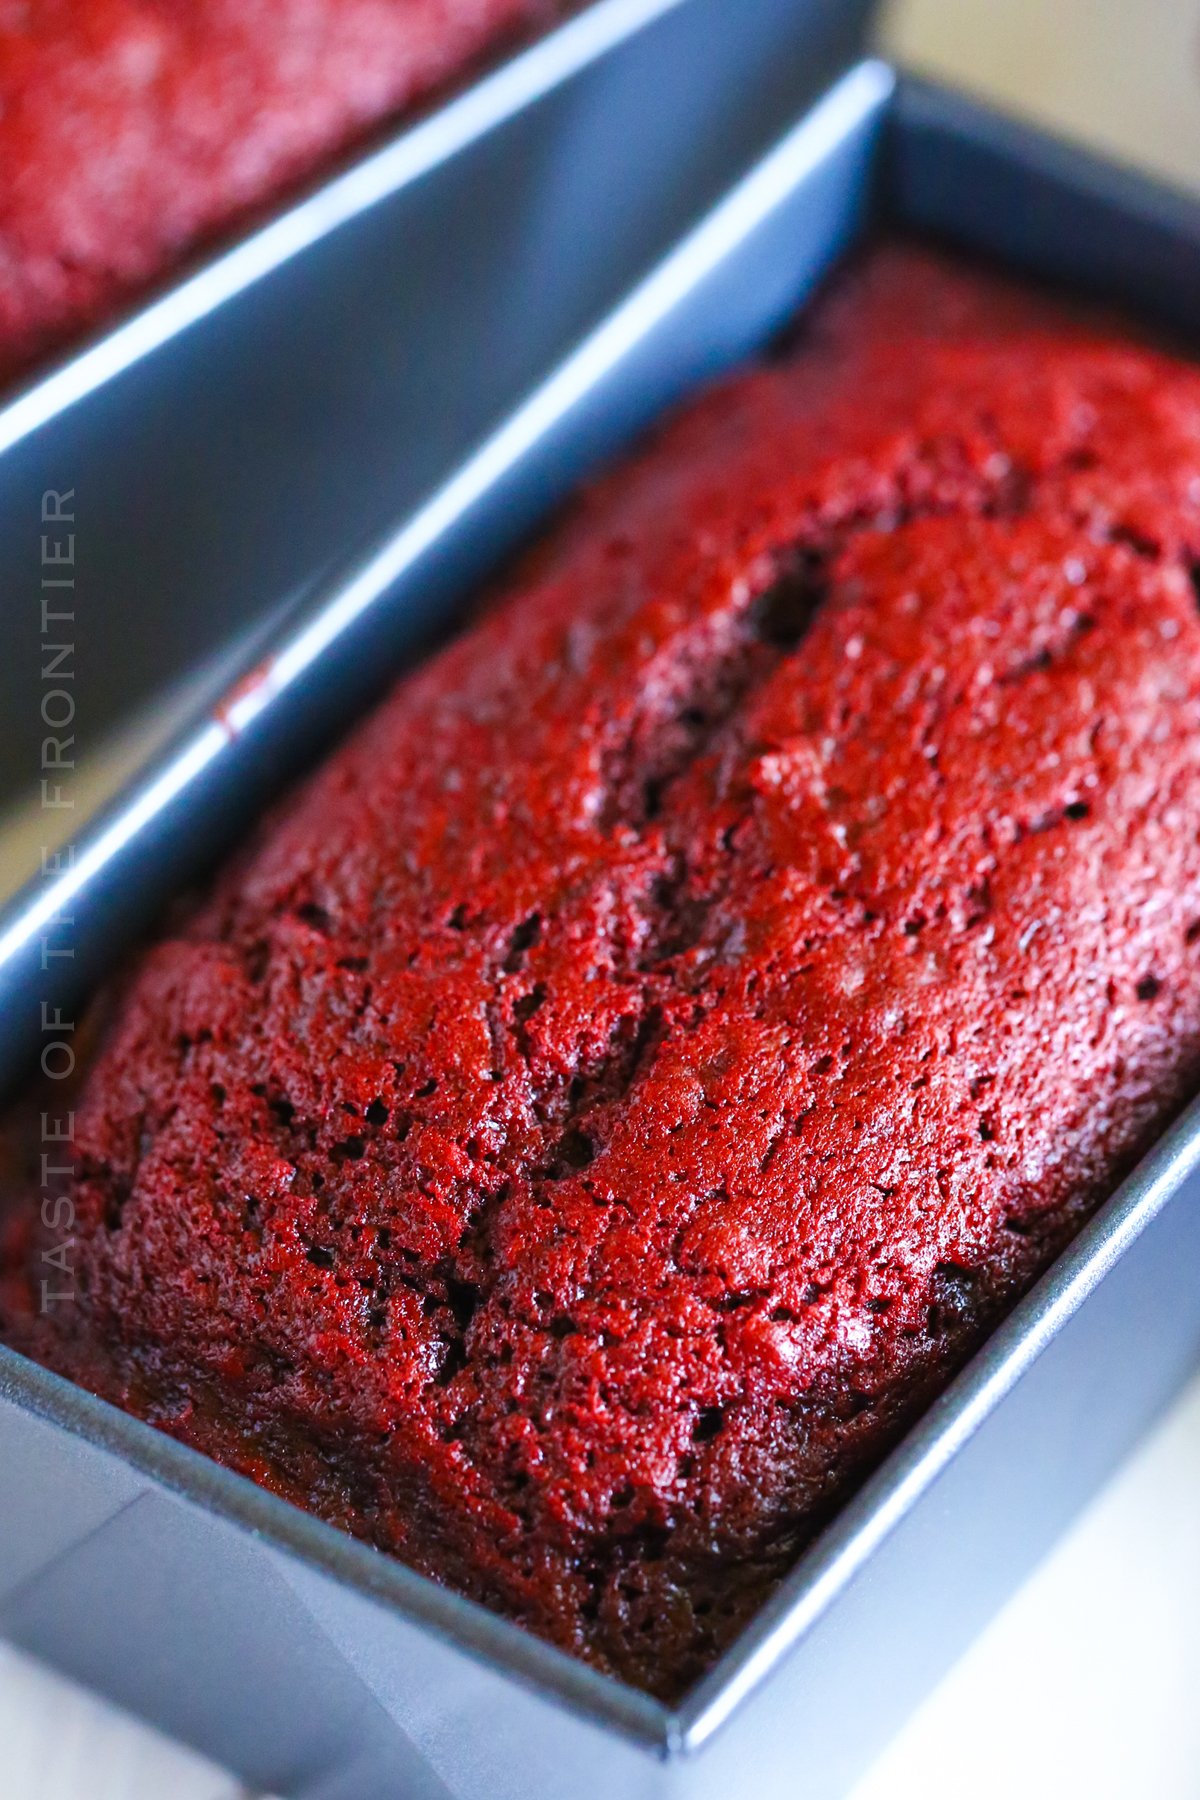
[5,246,1200,1697]
[0,0,565,383]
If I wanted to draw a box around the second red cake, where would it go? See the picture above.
[0,0,566,382]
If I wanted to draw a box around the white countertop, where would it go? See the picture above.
[4,1,1200,1794]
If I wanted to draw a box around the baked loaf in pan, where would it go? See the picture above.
[5,246,1200,1697]
[0,0,565,383]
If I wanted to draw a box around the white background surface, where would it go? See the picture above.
[3,0,1200,1794]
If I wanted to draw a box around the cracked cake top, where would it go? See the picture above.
[5,244,1200,1695]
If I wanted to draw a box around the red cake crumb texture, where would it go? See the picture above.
[5,245,1200,1697]
[0,0,566,383]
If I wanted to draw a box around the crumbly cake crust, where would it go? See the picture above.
[5,246,1200,1696]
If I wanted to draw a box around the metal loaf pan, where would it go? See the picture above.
[4,57,1200,1800]
[0,0,875,820]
